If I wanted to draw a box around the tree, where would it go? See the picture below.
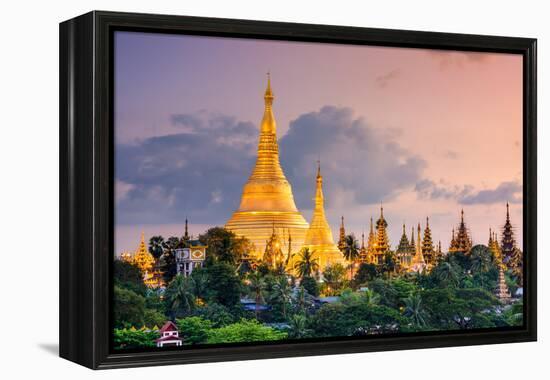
[342,234,360,278]
[309,299,404,337]
[294,248,319,279]
[469,245,493,289]
[205,262,242,307]
[193,303,236,327]
[199,227,253,266]
[114,259,147,296]
[164,274,196,319]
[247,271,266,319]
[433,259,461,288]
[300,276,320,297]
[189,267,210,301]
[206,319,287,344]
[114,286,146,328]
[148,235,165,260]
[293,285,316,315]
[113,328,157,349]
[322,263,346,295]
[353,263,378,287]
[288,314,310,339]
[268,276,292,320]
[381,252,397,279]
[176,316,213,345]
[161,236,181,284]
[403,293,428,329]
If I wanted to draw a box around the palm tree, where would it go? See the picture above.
[148,235,165,260]
[269,276,292,319]
[288,314,309,339]
[164,274,195,318]
[247,271,266,319]
[294,248,319,279]
[361,288,380,307]
[434,260,460,287]
[190,269,209,301]
[322,264,346,295]
[403,293,428,328]
[381,252,397,280]
[343,234,359,278]
[294,285,315,315]
[470,245,492,288]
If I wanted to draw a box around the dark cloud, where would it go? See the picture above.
[375,69,400,88]
[116,106,428,226]
[460,181,522,205]
[415,179,522,205]
[116,113,257,225]
[280,106,426,209]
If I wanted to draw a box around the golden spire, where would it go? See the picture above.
[338,216,346,252]
[303,161,343,269]
[133,231,154,273]
[226,74,309,256]
[250,72,283,180]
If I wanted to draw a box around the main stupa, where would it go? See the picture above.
[225,75,309,256]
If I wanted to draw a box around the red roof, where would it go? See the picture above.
[159,321,178,333]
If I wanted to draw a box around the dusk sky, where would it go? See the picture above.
[114,31,523,255]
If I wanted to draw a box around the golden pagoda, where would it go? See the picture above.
[302,162,345,270]
[373,205,391,264]
[225,74,309,257]
[338,216,346,252]
[410,223,427,273]
[133,232,155,273]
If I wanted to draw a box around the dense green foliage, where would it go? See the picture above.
[206,319,287,344]
[113,229,523,349]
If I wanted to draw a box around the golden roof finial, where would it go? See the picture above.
[316,158,321,179]
[264,71,274,105]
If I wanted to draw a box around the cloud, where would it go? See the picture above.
[115,113,257,225]
[280,106,426,209]
[116,106,428,226]
[375,69,400,88]
[460,181,522,205]
[415,179,522,205]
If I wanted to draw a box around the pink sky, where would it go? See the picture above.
[115,32,523,255]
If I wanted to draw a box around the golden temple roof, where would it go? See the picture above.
[226,74,309,255]
[303,162,344,269]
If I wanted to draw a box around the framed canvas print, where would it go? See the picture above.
[59,11,537,369]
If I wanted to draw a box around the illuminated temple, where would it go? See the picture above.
[301,162,345,269]
[225,75,309,256]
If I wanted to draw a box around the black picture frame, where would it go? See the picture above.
[59,10,537,369]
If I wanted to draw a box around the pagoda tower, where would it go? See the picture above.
[133,232,155,273]
[495,266,512,302]
[410,223,426,272]
[396,223,413,268]
[501,202,518,268]
[366,217,376,261]
[435,240,443,262]
[226,75,309,256]
[448,209,473,254]
[338,216,347,252]
[422,216,436,267]
[374,205,391,264]
[302,162,344,270]
[359,231,368,263]
[263,223,285,269]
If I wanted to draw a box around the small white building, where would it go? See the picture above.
[156,321,183,348]
[175,243,207,277]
